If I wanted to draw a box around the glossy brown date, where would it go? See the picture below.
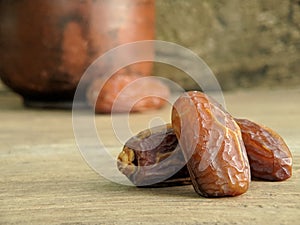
[118,121,292,185]
[172,91,251,197]
[235,118,292,181]
[117,124,190,187]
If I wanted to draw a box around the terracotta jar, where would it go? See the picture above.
[0,0,155,106]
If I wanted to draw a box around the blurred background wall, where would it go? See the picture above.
[155,0,300,90]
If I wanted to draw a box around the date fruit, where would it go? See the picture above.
[118,120,293,185]
[117,124,190,187]
[172,91,251,197]
[235,118,292,181]
[87,74,170,113]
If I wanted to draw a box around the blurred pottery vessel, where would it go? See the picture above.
[0,0,155,107]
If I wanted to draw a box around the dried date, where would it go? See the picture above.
[235,118,292,181]
[117,124,190,187]
[117,91,292,196]
[118,119,293,185]
[172,91,251,197]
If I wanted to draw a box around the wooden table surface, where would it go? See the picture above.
[1,83,299,225]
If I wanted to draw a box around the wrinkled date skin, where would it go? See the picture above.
[87,74,170,113]
[172,91,251,197]
[120,122,292,184]
[117,124,190,187]
[235,118,292,181]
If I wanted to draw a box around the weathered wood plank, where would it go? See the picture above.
[1,87,299,225]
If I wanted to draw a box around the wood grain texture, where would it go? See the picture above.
[0,85,300,225]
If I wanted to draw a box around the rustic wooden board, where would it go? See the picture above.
[1,87,299,225]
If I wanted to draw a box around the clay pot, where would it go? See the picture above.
[0,0,155,106]
[87,74,170,113]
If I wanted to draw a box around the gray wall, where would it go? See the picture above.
[155,0,300,90]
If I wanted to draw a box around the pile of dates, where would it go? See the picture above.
[117,91,293,197]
